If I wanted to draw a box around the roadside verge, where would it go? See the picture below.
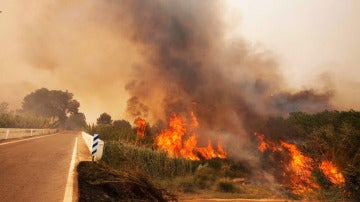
[63,132,93,202]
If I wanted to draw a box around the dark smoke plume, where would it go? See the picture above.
[17,0,332,159]
[108,0,332,139]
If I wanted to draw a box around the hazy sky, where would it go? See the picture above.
[226,0,360,109]
[1,0,359,123]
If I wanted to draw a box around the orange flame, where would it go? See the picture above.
[135,117,146,138]
[280,141,319,192]
[190,111,199,128]
[155,113,226,160]
[319,160,345,184]
[181,134,199,160]
[254,133,278,152]
[255,133,346,194]
[216,139,227,158]
[255,133,318,192]
[196,140,227,159]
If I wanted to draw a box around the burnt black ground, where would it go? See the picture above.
[77,161,177,202]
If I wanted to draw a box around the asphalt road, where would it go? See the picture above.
[0,131,78,202]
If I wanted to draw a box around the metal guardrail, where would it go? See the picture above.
[0,128,58,140]
[82,132,104,160]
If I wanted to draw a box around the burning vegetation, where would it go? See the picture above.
[155,113,226,160]
[1,0,359,200]
[319,160,345,185]
[254,132,346,196]
[135,117,146,138]
[86,110,360,201]
[66,0,359,200]
[279,141,320,194]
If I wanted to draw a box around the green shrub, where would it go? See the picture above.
[0,113,51,128]
[316,189,343,202]
[193,166,217,189]
[344,165,360,201]
[217,181,238,193]
[206,158,223,171]
[86,124,137,143]
[179,181,196,193]
[222,160,252,178]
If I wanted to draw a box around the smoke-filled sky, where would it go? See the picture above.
[1,0,359,124]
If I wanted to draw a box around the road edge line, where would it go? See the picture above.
[63,136,78,202]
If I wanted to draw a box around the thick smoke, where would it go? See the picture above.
[76,0,334,161]
[110,1,332,142]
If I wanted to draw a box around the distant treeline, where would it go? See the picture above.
[0,112,51,129]
[0,88,86,129]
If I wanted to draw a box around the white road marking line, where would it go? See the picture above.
[63,137,78,202]
[0,133,58,146]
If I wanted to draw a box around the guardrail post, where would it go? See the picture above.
[5,129,9,139]
[92,134,99,162]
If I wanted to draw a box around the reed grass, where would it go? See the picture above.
[102,141,197,178]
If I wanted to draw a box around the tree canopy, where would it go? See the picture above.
[21,88,85,128]
[113,120,132,130]
[97,113,112,125]
[65,112,87,130]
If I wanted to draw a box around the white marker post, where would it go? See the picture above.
[92,134,99,162]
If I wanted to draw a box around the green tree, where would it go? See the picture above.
[97,113,112,125]
[65,112,87,130]
[21,88,82,126]
[113,120,131,130]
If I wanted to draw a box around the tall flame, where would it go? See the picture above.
[190,111,199,128]
[155,114,186,158]
[280,141,319,193]
[135,117,146,138]
[155,113,226,160]
[255,133,318,192]
[319,160,345,184]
